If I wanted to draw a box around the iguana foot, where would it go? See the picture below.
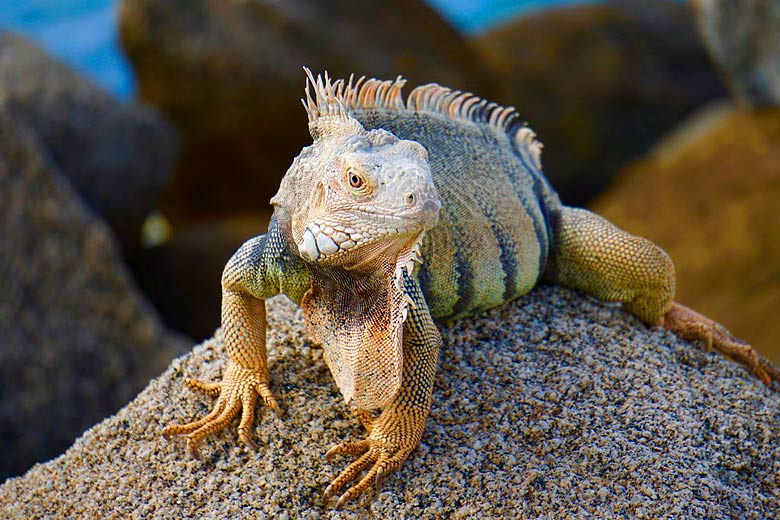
[350,408,376,433]
[323,435,415,508]
[664,302,780,388]
[162,362,281,458]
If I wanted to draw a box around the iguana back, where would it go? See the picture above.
[336,78,562,320]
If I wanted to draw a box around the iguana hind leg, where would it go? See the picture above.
[544,206,779,387]
[664,302,780,385]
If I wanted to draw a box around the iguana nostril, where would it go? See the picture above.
[404,192,415,206]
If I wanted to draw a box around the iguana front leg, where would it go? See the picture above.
[323,271,441,508]
[163,232,293,457]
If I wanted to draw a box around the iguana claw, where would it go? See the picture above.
[664,302,780,388]
[162,362,280,458]
[323,436,414,508]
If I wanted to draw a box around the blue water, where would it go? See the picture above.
[0,0,134,97]
[427,0,587,32]
[0,0,588,99]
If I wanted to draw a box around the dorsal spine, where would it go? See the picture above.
[301,68,543,170]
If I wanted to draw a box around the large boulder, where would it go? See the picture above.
[592,103,780,364]
[474,0,728,205]
[692,0,780,108]
[2,286,779,517]
[0,32,177,252]
[119,0,496,225]
[129,212,271,340]
[0,108,187,480]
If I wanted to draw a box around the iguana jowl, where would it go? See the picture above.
[163,70,780,507]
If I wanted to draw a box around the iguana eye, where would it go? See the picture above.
[349,173,363,189]
[345,168,371,195]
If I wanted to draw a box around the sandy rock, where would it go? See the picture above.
[0,32,177,253]
[592,102,780,364]
[119,0,495,225]
[474,0,727,205]
[2,286,779,518]
[0,108,187,480]
[692,0,780,108]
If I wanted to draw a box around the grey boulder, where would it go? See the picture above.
[2,287,778,518]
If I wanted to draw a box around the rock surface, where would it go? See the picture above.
[0,32,177,253]
[692,0,780,108]
[3,286,779,518]
[593,103,780,365]
[119,0,495,226]
[474,0,727,205]
[0,108,187,480]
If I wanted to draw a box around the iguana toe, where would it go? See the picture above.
[325,439,370,460]
[664,302,780,388]
[324,437,415,508]
[184,378,222,396]
[162,362,278,458]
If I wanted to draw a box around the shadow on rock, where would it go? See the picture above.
[0,106,187,480]
[0,32,178,254]
[130,212,271,340]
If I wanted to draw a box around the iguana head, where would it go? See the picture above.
[276,117,440,273]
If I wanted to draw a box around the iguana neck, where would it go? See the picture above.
[301,243,418,410]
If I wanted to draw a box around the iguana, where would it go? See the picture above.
[162,69,780,507]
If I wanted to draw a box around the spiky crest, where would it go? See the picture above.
[301,67,543,170]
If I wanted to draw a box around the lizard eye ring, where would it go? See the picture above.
[345,168,372,196]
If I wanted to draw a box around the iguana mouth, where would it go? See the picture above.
[298,222,359,262]
[297,207,436,263]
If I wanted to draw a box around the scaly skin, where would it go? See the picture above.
[162,70,780,507]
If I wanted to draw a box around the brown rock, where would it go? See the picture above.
[0,32,177,252]
[692,0,780,108]
[130,212,271,340]
[474,0,727,205]
[592,102,780,364]
[0,108,187,480]
[3,287,779,517]
[119,0,495,225]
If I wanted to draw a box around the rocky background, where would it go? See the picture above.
[1,0,779,510]
[3,289,780,518]
[0,33,188,481]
